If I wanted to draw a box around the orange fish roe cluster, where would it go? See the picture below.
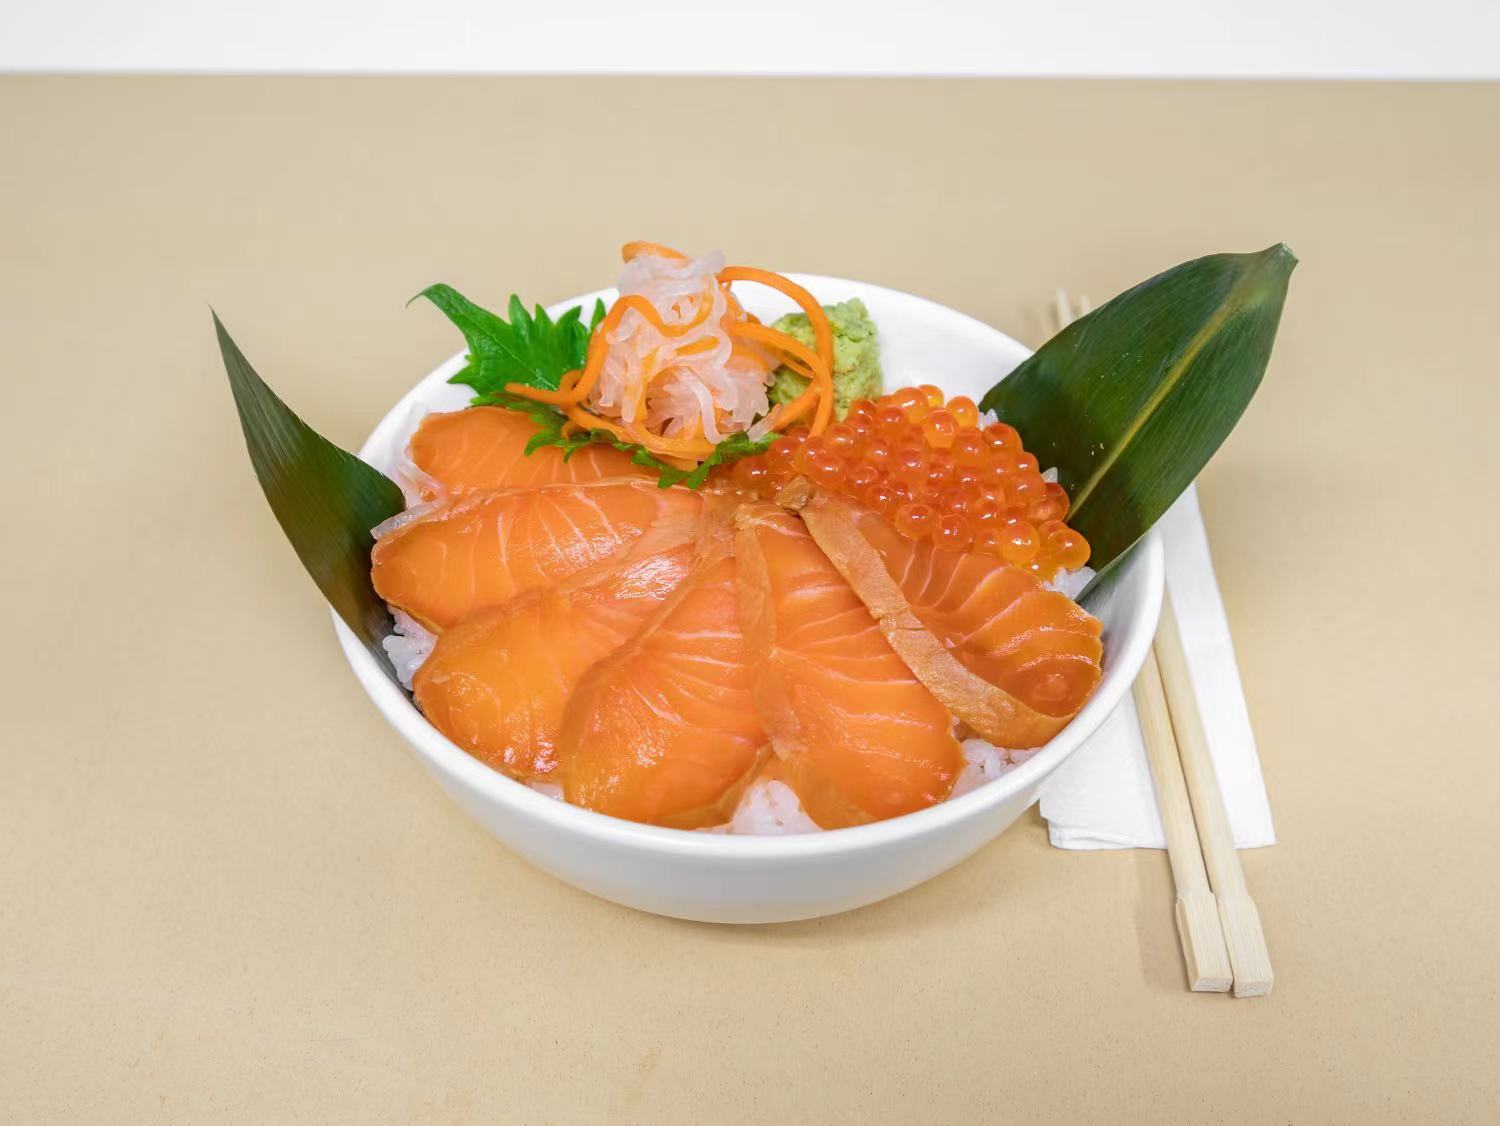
[730,384,1091,579]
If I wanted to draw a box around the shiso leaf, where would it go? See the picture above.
[465,388,685,482]
[484,400,770,490]
[416,287,764,487]
[413,284,603,396]
[654,429,772,490]
[214,313,405,683]
[980,244,1296,585]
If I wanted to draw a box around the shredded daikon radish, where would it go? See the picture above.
[588,250,772,443]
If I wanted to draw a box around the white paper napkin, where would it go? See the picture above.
[1038,487,1276,850]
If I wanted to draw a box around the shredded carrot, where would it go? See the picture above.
[614,293,713,339]
[564,402,628,440]
[727,342,770,375]
[729,321,834,434]
[717,266,834,373]
[640,431,716,457]
[545,399,697,470]
[674,336,719,357]
[730,321,823,373]
[622,241,688,263]
[567,395,713,463]
[503,299,627,406]
[761,355,821,429]
[505,245,842,474]
[757,392,817,434]
[502,288,718,409]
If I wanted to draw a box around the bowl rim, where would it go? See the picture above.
[335,272,1164,859]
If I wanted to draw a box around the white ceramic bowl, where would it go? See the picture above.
[336,275,1163,924]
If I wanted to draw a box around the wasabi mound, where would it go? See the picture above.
[767,298,883,418]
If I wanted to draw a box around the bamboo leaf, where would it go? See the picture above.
[980,245,1296,578]
[214,313,405,681]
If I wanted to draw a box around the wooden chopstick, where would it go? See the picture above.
[1051,288,1269,996]
[1132,649,1233,992]
[1154,593,1275,997]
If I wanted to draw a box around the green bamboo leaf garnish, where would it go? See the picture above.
[980,244,1296,581]
[214,313,405,682]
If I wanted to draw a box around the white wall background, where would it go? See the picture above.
[2,0,1497,77]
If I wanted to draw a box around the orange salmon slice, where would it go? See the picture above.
[412,543,697,781]
[371,479,702,630]
[733,503,963,829]
[559,551,768,829]
[801,491,1102,748]
[849,503,1102,715]
[408,406,646,497]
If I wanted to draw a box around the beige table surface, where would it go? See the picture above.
[2,77,1497,1123]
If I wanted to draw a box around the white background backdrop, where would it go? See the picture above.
[2,0,1497,77]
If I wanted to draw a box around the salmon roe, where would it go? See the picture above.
[733,387,1092,580]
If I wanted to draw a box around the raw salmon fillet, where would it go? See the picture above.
[800,490,1102,748]
[408,406,646,497]
[733,502,963,829]
[372,479,702,630]
[412,543,697,780]
[559,550,769,829]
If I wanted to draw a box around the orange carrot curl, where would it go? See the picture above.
[501,242,837,464]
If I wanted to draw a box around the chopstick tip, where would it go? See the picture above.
[1176,891,1232,992]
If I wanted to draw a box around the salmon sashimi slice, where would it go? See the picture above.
[558,551,769,829]
[799,489,1102,748]
[733,502,963,829]
[372,479,703,630]
[412,543,697,781]
[842,500,1103,714]
[407,406,646,497]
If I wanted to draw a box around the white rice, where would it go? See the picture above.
[1026,467,1095,597]
[955,738,1041,795]
[1045,564,1095,600]
[720,778,823,835]
[717,737,1040,833]
[381,608,436,690]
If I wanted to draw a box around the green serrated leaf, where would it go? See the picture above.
[470,390,571,446]
[628,445,675,473]
[477,388,769,489]
[656,430,772,489]
[414,284,592,397]
[425,288,771,489]
[980,244,1296,582]
[214,313,405,683]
